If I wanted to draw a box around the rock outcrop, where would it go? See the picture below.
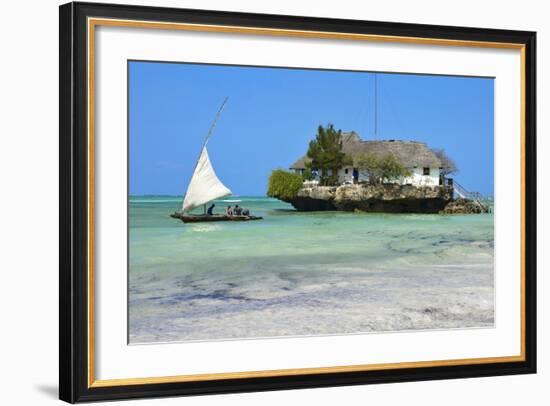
[440,198,489,214]
[279,184,454,213]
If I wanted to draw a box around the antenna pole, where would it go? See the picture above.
[374,73,377,140]
[203,96,229,147]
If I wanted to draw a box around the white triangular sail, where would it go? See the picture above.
[181,146,231,212]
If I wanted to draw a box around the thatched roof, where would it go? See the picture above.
[290,132,444,169]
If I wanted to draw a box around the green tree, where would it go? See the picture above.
[267,169,304,200]
[355,153,383,185]
[306,124,352,185]
[379,153,410,182]
[356,153,410,184]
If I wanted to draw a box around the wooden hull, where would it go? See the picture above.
[170,212,263,223]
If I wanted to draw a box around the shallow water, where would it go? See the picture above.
[129,196,494,343]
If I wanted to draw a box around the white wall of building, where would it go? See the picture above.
[403,167,441,186]
[336,167,370,184]
[334,166,441,186]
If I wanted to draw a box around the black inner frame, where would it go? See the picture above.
[59,1,537,403]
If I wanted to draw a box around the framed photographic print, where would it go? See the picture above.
[59,1,537,403]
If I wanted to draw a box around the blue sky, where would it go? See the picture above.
[129,61,494,196]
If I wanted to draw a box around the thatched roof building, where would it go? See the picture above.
[290,132,454,186]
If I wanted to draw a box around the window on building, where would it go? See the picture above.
[423,167,430,176]
[344,168,349,174]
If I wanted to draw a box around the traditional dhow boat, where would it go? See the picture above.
[171,98,262,224]
[170,213,263,223]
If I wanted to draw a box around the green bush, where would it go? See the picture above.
[356,153,410,184]
[267,169,304,200]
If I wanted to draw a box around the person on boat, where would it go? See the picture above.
[234,205,242,216]
[207,203,215,215]
[226,205,233,216]
[242,208,250,216]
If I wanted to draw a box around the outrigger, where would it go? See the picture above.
[171,97,262,224]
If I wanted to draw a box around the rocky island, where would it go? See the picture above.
[267,125,489,214]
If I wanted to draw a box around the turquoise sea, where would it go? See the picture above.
[129,196,494,343]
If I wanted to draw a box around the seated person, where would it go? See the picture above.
[234,205,242,216]
[226,205,233,216]
[242,208,250,216]
[207,203,215,215]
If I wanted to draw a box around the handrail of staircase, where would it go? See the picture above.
[452,181,489,212]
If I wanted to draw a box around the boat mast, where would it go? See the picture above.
[203,96,229,148]
[374,73,377,140]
